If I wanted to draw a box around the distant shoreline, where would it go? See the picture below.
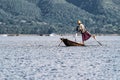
[0,34,120,37]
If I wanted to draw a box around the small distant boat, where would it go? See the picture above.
[60,38,85,46]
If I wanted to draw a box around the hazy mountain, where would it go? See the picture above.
[0,0,119,34]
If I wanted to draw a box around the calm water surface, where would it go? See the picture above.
[0,36,120,80]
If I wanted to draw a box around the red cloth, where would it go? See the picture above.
[82,31,91,41]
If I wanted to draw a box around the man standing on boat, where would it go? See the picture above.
[76,20,95,44]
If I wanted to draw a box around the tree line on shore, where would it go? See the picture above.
[0,0,120,34]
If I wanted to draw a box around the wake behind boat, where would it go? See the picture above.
[60,38,85,46]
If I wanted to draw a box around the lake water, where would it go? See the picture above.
[0,35,120,80]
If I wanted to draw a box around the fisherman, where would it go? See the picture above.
[76,20,95,44]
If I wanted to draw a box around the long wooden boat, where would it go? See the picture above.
[60,38,85,46]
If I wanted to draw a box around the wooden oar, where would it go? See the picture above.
[58,40,62,46]
[93,35,102,46]
[95,38,102,46]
